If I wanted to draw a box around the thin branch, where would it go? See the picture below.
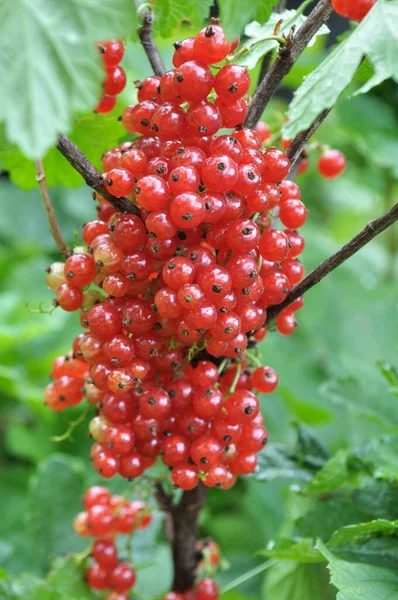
[138,12,166,77]
[35,159,72,258]
[266,203,398,321]
[286,107,332,168]
[245,0,332,129]
[56,134,141,218]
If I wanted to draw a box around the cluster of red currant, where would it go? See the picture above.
[95,40,126,114]
[332,0,375,20]
[45,23,310,491]
[73,485,152,599]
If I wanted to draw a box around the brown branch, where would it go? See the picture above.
[35,159,72,258]
[266,203,398,321]
[155,483,208,592]
[56,134,141,218]
[286,107,332,168]
[245,0,332,129]
[138,12,166,77]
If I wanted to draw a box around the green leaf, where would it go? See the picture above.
[377,360,398,387]
[355,435,398,482]
[278,388,334,426]
[294,423,330,469]
[284,0,398,139]
[254,0,280,25]
[238,9,329,70]
[332,537,398,571]
[153,0,214,37]
[255,445,314,483]
[317,539,398,600]
[0,0,134,159]
[263,537,324,563]
[264,560,333,600]
[45,554,97,599]
[0,554,96,600]
[307,450,351,495]
[27,454,87,573]
[1,113,125,190]
[329,519,398,547]
[218,0,277,41]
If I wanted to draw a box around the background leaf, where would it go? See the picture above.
[153,0,214,37]
[284,0,398,139]
[218,0,278,41]
[0,0,134,158]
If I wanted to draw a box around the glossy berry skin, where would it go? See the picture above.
[119,149,148,178]
[162,435,190,466]
[262,148,290,182]
[230,452,257,475]
[92,539,118,568]
[192,387,223,419]
[331,0,348,16]
[256,121,271,142]
[103,168,135,197]
[210,135,243,162]
[233,163,261,196]
[241,423,268,453]
[261,270,290,305]
[318,149,346,178]
[95,94,117,114]
[173,37,195,67]
[171,462,199,490]
[87,504,115,536]
[195,577,220,600]
[279,180,301,202]
[122,101,157,135]
[174,61,215,102]
[86,563,110,590]
[83,485,111,509]
[151,102,186,140]
[55,284,83,311]
[190,436,223,468]
[202,155,239,193]
[259,229,290,262]
[215,97,248,128]
[139,387,171,419]
[137,75,161,103]
[279,199,307,229]
[252,366,279,393]
[99,39,124,67]
[163,257,196,289]
[109,563,137,593]
[215,64,250,103]
[88,303,122,337]
[134,175,170,211]
[281,258,304,285]
[64,254,96,288]
[276,311,298,335]
[185,360,219,388]
[186,101,222,136]
[170,192,206,229]
[168,165,200,194]
[346,0,375,20]
[104,66,126,95]
[193,25,231,65]
[225,390,259,424]
[226,219,260,253]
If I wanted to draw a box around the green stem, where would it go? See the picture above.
[246,352,263,369]
[220,560,277,595]
[51,406,91,442]
[218,357,229,375]
[230,35,287,62]
[228,362,242,394]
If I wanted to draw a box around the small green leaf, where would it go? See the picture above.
[317,539,398,600]
[237,9,329,70]
[0,0,134,159]
[284,0,398,139]
[294,423,331,469]
[218,0,277,41]
[27,454,87,573]
[329,519,398,547]
[153,0,214,37]
[0,114,125,190]
[307,450,351,495]
[255,445,314,483]
[254,0,280,24]
[279,387,333,426]
[377,360,398,386]
[332,537,398,571]
[264,560,333,600]
[45,553,96,599]
[263,537,324,563]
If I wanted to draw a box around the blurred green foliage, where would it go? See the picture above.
[0,5,397,600]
